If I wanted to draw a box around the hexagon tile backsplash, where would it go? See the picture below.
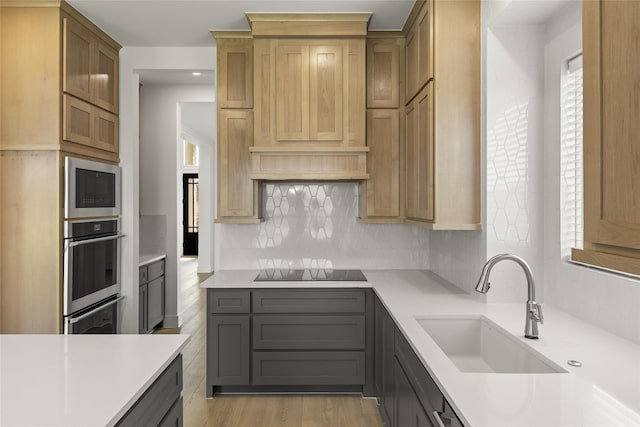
[217,182,431,270]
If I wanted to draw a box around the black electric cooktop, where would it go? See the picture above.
[254,269,367,282]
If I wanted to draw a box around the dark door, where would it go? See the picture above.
[182,173,199,256]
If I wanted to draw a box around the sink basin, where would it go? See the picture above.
[416,316,567,374]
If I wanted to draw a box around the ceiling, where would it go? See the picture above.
[66,0,416,47]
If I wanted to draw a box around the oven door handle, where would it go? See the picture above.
[69,233,125,247]
[69,296,125,324]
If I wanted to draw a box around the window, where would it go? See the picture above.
[560,53,583,257]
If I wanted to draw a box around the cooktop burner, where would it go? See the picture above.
[254,269,367,282]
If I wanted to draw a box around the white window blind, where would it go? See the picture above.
[560,53,583,257]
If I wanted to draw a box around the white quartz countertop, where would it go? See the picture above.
[139,253,166,267]
[202,269,640,426]
[0,334,189,427]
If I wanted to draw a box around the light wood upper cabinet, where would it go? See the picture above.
[217,109,259,221]
[63,94,119,153]
[361,35,404,222]
[309,45,344,141]
[64,17,92,102]
[403,0,480,230]
[63,16,119,114]
[92,40,119,113]
[254,39,365,148]
[275,44,310,141]
[405,84,433,222]
[362,109,400,218]
[216,36,253,109]
[405,2,433,102]
[572,0,640,275]
[367,38,402,109]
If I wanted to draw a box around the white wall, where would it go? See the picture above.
[542,3,640,345]
[119,47,215,332]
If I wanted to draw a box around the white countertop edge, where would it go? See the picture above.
[139,254,166,267]
[106,336,190,426]
[0,334,191,427]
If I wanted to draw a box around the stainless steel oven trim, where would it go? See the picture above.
[63,230,123,316]
[69,233,124,247]
[64,156,121,219]
[68,296,124,324]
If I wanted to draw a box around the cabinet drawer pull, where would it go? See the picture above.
[433,411,446,427]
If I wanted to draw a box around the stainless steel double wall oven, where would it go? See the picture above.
[63,156,123,334]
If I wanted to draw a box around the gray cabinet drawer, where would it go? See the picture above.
[116,355,182,427]
[252,290,365,313]
[159,396,183,427]
[139,266,148,284]
[148,259,165,281]
[252,351,365,385]
[253,315,365,350]
[207,290,251,314]
[395,330,443,416]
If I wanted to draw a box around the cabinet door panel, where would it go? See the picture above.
[309,45,343,141]
[252,290,365,313]
[586,0,640,250]
[405,84,433,222]
[147,276,164,330]
[381,307,396,424]
[63,95,93,146]
[416,84,434,221]
[367,40,400,108]
[63,18,92,101]
[117,356,182,427]
[366,109,400,217]
[139,284,148,334]
[275,45,309,141]
[218,38,253,109]
[208,289,251,314]
[92,41,119,114]
[252,315,365,350]
[405,97,419,219]
[93,107,119,153]
[207,315,250,385]
[218,109,255,217]
[252,351,365,385]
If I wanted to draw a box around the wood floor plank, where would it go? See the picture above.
[159,268,384,427]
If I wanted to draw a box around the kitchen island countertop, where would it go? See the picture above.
[202,269,640,426]
[0,334,189,427]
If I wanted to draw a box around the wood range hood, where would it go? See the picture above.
[244,13,371,181]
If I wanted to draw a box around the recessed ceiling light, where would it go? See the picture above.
[192,72,201,76]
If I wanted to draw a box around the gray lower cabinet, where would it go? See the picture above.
[207,314,250,386]
[139,259,165,333]
[395,358,432,427]
[117,355,183,426]
[376,297,396,426]
[374,294,464,427]
[206,288,373,397]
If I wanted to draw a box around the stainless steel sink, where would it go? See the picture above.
[415,316,567,374]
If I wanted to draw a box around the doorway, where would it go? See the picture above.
[182,173,199,256]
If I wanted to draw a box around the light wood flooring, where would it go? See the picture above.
[159,258,383,427]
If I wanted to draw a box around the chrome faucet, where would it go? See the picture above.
[475,254,544,339]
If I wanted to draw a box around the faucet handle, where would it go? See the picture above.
[529,301,544,324]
